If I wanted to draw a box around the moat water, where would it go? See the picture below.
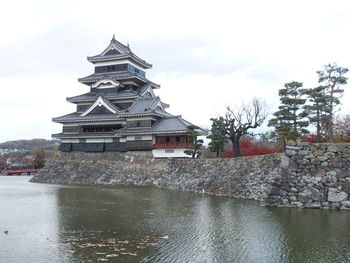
[1,176,350,263]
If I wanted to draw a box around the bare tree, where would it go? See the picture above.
[334,114,350,141]
[225,98,267,157]
[33,148,46,169]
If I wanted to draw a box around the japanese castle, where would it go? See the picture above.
[53,35,206,158]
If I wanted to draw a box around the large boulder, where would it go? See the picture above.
[341,201,350,208]
[298,186,322,203]
[328,191,348,202]
[342,181,350,194]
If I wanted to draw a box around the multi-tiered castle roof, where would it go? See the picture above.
[53,36,205,157]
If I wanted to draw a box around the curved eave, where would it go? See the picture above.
[149,81,160,89]
[196,129,209,136]
[52,117,125,124]
[66,98,95,103]
[119,112,165,118]
[78,73,149,85]
[53,133,122,139]
[161,102,170,108]
[87,54,152,69]
[118,130,189,136]
[66,95,139,103]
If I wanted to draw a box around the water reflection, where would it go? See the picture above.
[1,177,350,263]
[0,177,69,263]
[270,208,350,263]
[142,195,288,263]
[56,186,160,262]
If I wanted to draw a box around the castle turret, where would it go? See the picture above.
[53,36,206,157]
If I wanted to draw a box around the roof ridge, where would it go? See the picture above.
[149,97,160,110]
[126,97,141,111]
[111,34,130,52]
[85,95,120,114]
[66,92,95,100]
[175,115,195,127]
[86,37,152,69]
[139,83,151,94]
[160,115,178,120]
[137,96,159,101]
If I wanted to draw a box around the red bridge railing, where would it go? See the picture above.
[2,169,41,175]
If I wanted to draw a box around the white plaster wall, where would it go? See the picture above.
[126,135,152,141]
[61,139,79,143]
[86,138,113,143]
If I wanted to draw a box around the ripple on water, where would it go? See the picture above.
[2,177,350,263]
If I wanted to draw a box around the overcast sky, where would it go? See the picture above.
[1,0,350,142]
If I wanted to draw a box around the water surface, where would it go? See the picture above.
[1,176,350,263]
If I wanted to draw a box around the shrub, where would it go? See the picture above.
[300,134,317,143]
[222,140,283,158]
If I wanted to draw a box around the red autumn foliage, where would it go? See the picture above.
[300,134,317,143]
[222,140,284,158]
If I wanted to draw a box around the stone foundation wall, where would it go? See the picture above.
[31,143,350,209]
[31,152,281,201]
[265,143,350,209]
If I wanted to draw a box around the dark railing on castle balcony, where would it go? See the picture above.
[152,143,192,149]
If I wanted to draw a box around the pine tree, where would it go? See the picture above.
[301,86,328,142]
[207,117,227,157]
[268,81,308,143]
[185,125,204,158]
[316,63,348,142]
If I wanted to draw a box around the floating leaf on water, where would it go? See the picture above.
[149,243,157,247]
[121,252,137,256]
[96,243,106,248]
[96,258,109,262]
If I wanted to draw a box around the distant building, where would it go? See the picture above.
[53,36,206,158]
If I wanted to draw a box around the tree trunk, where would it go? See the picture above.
[192,150,196,159]
[316,121,321,143]
[328,116,334,142]
[328,83,335,142]
[231,138,241,157]
[283,138,287,150]
[316,107,321,143]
